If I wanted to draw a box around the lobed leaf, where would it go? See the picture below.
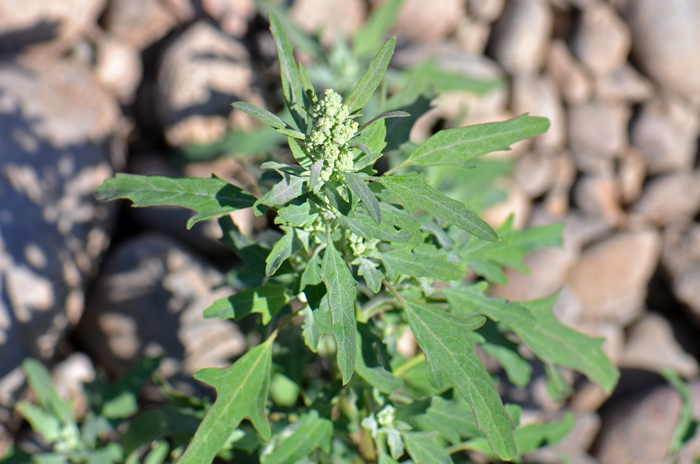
[264,411,333,464]
[203,284,291,325]
[178,335,276,464]
[255,173,305,215]
[95,174,256,229]
[381,249,463,282]
[219,216,293,275]
[403,431,454,464]
[346,37,396,114]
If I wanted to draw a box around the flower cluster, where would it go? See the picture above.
[307,89,359,181]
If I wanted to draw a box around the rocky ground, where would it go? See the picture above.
[1,0,700,462]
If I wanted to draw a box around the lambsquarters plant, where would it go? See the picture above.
[93,14,619,464]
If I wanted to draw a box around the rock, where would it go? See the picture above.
[94,37,143,104]
[572,172,625,227]
[566,230,661,325]
[481,180,531,229]
[514,151,556,198]
[624,0,700,100]
[492,0,553,75]
[621,313,699,377]
[594,64,654,103]
[454,16,491,55]
[674,266,700,322]
[103,0,181,50]
[371,0,462,43]
[530,412,602,464]
[75,233,246,389]
[568,102,630,158]
[0,59,118,378]
[52,353,95,417]
[575,321,625,365]
[511,75,567,152]
[0,0,105,55]
[201,0,255,37]
[631,171,700,226]
[571,2,632,75]
[630,97,700,174]
[662,222,700,279]
[467,0,505,22]
[156,21,265,147]
[594,385,682,464]
[546,39,594,105]
[293,0,366,44]
[618,147,646,205]
[544,152,577,217]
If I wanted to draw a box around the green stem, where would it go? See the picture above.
[383,159,409,176]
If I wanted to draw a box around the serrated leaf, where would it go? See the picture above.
[381,249,463,282]
[355,323,402,393]
[412,397,482,446]
[344,172,381,223]
[358,111,410,133]
[231,102,286,129]
[352,0,404,58]
[276,201,318,228]
[219,216,293,275]
[346,37,396,114]
[418,217,454,250]
[338,214,413,243]
[357,258,384,293]
[269,12,306,131]
[96,174,256,229]
[399,299,517,460]
[255,173,305,213]
[203,284,291,325]
[178,335,275,464]
[321,239,357,384]
[445,285,620,394]
[403,431,454,464]
[405,115,548,168]
[264,410,333,464]
[476,322,532,389]
[266,228,294,276]
[378,175,498,242]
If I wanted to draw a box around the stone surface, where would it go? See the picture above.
[572,2,631,75]
[674,266,700,322]
[372,0,463,43]
[568,102,630,158]
[594,64,654,103]
[491,0,553,75]
[293,0,366,44]
[454,16,491,55]
[94,37,143,103]
[481,180,532,229]
[631,171,700,226]
[103,0,181,50]
[624,0,700,100]
[75,233,246,388]
[621,312,699,377]
[546,39,593,105]
[511,75,567,152]
[0,59,119,377]
[0,0,106,55]
[566,230,661,325]
[618,147,646,205]
[573,172,625,227]
[202,0,255,37]
[662,222,700,279]
[468,0,505,22]
[544,152,577,217]
[514,151,556,198]
[156,21,265,147]
[630,97,700,174]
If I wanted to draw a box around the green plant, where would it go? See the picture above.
[10,13,620,464]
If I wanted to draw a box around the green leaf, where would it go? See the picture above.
[353,0,404,58]
[96,174,256,229]
[276,201,318,228]
[399,299,517,460]
[178,335,276,464]
[346,37,396,114]
[411,60,504,95]
[355,323,402,393]
[21,359,73,425]
[269,12,306,131]
[321,239,357,384]
[255,173,305,213]
[663,369,700,452]
[218,216,293,276]
[264,410,333,464]
[289,138,312,168]
[476,322,532,389]
[203,284,291,325]
[298,62,317,108]
[266,228,295,276]
[384,94,432,152]
[514,412,574,455]
[276,127,306,139]
[403,431,454,464]
[337,214,414,243]
[301,306,322,353]
[15,401,61,443]
[378,175,498,241]
[144,440,169,464]
[381,249,463,282]
[231,102,286,129]
[344,172,381,223]
[356,258,384,293]
[412,397,482,446]
[445,285,620,394]
[358,111,410,133]
[353,118,387,156]
[405,115,549,168]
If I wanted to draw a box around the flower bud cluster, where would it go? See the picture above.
[308,89,358,181]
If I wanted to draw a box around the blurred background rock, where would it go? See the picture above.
[1,0,700,462]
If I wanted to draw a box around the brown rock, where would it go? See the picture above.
[546,39,594,105]
[674,266,700,322]
[492,0,553,75]
[618,147,646,205]
[468,0,505,22]
[511,75,567,151]
[631,171,700,226]
[544,152,577,216]
[630,97,700,174]
[624,0,700,100]
[514,151,556,198]
[481,180,531,229]
[454,16,491,55]
[568,101,630,158]
[595,64,654,103]
[567,230,661,325]
[572,2,631,75]
[293,0,366,44]
[94,38,143,103]
[202,0,255,37]
[621,313,699,377]
[103,0,181,50]
[662,222,700,279]
[573,172,625,227]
